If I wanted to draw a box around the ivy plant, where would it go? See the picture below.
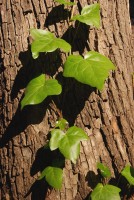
[30,28,71,59]
[39,166,63,189]
[55,118,68,130]
[19,1,119,196]
[91,183,121,200]
[97,162,111,178]
[71,3,100,28]
[63,51,115,90]
[49,123,88,164]
[38,118,89,189]
[121,165,134,185]
[21,74,62,109]
[90,163,134,200]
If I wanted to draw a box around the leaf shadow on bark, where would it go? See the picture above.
[44,5,71,26]
[130,0,134,21]
[0,101,50,148]
[11,48,62,100]
[0,47,95,147]
[109,175,134,199]
[86,171,134,199]
[25,146,65,200]
[24,180,48,200]
[30,145,65,177]
[52,73,96,126]
[85,170,100,190]
[0,49,63,147]
[44,0,89,54]
[62,21,90,54]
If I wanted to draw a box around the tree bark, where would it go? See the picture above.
[0,0,134,200]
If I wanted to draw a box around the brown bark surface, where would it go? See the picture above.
[0,0,134,199]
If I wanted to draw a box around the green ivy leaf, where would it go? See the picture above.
[30,28,71,59]
[49,129,65,151]
[60,140,80,164]
[91,183,121,200]
[63,51,116,90]
[121,165,134,185]
[21,74,62,109]
[55,118,69,130]
[97,162,111,178]
[39,166,63,189]
[54,0,76,6]
[71,3,100,28]
[59,126,88,163]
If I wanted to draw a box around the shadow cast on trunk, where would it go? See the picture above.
[24,180,48,200]
[52,73,96,126]
[30,146,65,177]
[0,100,49,148]
[11,49,62,100]
[26,146,65,200]
[62,22,90,54]
[45,5,71,26]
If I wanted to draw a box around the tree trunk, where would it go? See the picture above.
[0,0,134,200]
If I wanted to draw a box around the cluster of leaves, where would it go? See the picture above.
[20,0,123,198]
[49,123,88,164]
[20,2,115,109]
[90,163,134,200]
[38,139,134,195]
[39,118,89,189]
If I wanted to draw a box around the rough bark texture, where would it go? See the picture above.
[0,0,134,200]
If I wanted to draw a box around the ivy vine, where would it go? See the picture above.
[19,1,134,199]
[21,3,115,108]
[90,163,134,200]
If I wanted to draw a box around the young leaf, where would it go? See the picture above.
[54,0,76,6]
[59,139,80,164]
[30,29,71,59]
[97,162,111,178]
[71,3,100,28]
[91,183,121,200]
[59,126,88,163]
[39,166,63,189]
[21,74,62,109]
[121,165,134,185]
[49,129,65,151]
[30,28,52,40]
[55,118,69,130]
[63,51,116,90]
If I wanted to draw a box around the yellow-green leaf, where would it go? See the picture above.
[21,74,62,109]
[59,126,88,163]
[97,162,111,178]
[63,51,116,90]
[49,129,65,151]
[30,29,71,59]
[72,3,100,28]
[121,165,134,185]
[39,166,63,189]
[91,184,121,200]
